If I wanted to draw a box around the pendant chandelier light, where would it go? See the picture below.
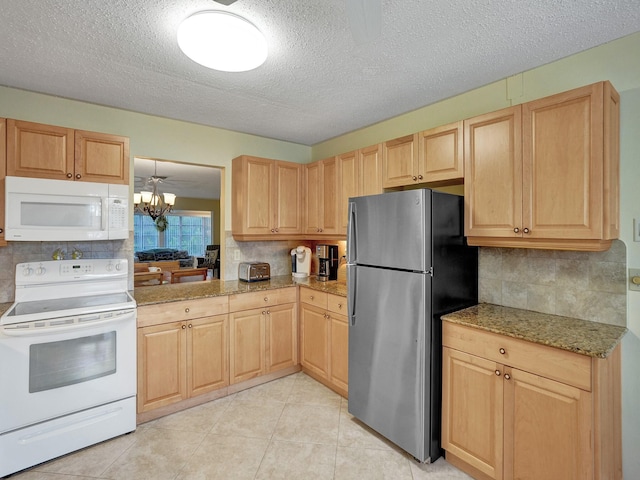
[133,161,177,222]
[177,10,268,72]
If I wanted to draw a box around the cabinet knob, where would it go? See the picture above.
[495,370,501,376]
[504,373,511,380]
[412,176,417,181]
[275,228,279,233]
[499,348,506,355]
[181,324,186,329]
[264,297,268,302]
[417,175,423,180]
[75,174,81,179]
[266,310,270,315]
[513,227,520,234]
[188,324,192,328]
[185,307,190,313]
[271,228,275,233]
[262,310,267,315]
[338,303,342,309]
[0,228,3,234]
[309,296,314,300]
[66,173,73,178]
[523,227,530,234]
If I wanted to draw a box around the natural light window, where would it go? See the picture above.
[134,211,212,256]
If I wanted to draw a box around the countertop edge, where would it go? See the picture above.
[442,303,627,359]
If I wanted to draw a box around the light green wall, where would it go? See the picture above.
[312,31,640,478]
[0,86,312,229]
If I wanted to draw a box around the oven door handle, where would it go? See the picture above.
[1,310,136,337]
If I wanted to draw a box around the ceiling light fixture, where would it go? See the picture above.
[133,161,177,225]
[177,10,268,72]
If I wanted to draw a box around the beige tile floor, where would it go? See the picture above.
[10,373,472,479]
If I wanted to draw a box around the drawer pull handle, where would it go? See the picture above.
[504,373,511,380]
[499,348,506,354]
[495,370,501,376]
[185,308,190,313]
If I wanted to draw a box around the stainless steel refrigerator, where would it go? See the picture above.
[347,188,477,463]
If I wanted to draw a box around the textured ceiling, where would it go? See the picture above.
[1,0,640,146]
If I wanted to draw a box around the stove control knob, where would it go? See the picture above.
[115,263,122,271]
[22,267,34,277]
[106,263,114,272]
[36,266,46,276]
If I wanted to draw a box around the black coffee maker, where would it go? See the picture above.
[316,244,339,281]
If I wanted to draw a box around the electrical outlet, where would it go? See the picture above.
[635,218,640,242]
[234,250,241,261]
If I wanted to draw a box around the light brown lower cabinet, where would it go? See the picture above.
[137,297,229,414]
[442,322,622,480]
[229,287,298,384]
[299,287,348,397]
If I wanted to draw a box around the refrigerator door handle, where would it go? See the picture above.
[347,264,357,326]
[347,201,357,263]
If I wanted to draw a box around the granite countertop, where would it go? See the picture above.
[132,275,347,306]
[442,303,627,358]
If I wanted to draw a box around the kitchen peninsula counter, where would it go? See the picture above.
[132,275,347,307]
[442,303,627,358]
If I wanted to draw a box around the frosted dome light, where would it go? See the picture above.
[177,11,268,72]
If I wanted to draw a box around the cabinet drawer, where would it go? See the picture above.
[137,296,229,328]
[229,287,297,312]
[443,322,592,391]
[327,293,347,316]
[299,288,327,309]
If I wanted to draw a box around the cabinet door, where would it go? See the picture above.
[265,303,298,373]
[273,161,303,234]
[418,121,463,184]
[321,156,339,234]
[300,303,329,379]
[187,315,229,397]
[338,150,359,231]
[442,347,503,480]
[522,83,604,240]
[359,143,383,197]
[6,119,75,180]
[382,133,418,188]
[304,161,323,234]
[137,321,187,413]
[329,313,348,393]
[75,130,129,184]
[0,118,6,246]
[504,367,592,480]
[232,156,273,235]
[464,106,522,239]
[229,308,265,384]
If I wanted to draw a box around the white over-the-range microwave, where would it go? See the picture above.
[4,176,129,241]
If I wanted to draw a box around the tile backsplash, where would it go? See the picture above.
[479,240,627,326]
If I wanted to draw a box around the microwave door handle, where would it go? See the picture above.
[101,198,108,231]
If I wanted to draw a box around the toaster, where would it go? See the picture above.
[238,262,271,282]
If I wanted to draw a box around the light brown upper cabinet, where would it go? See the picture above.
[383,123,463,188]
[464,81,619,251]
[304,156,340,236]
[337,144,384,231]
[232,155,303,240]
[6,119,129,184]
[417,121,464,184]
[382,133,419,188]
[0,118,6,246]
